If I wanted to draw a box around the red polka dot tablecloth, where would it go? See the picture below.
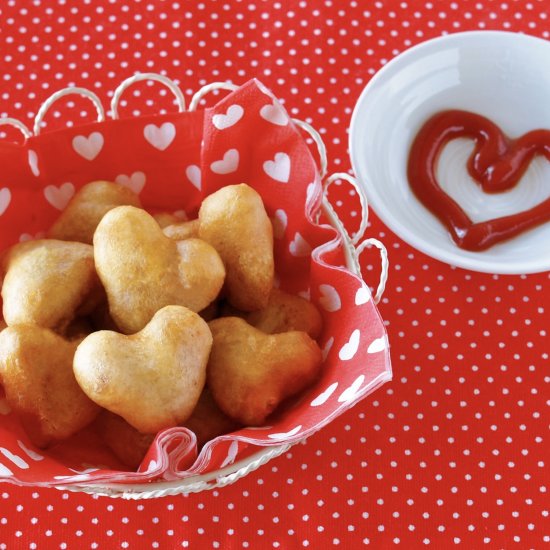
[0,0,548,548]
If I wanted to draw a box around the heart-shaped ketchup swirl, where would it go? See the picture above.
[407,110,550,251]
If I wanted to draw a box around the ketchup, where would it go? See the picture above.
[407,110,550,251]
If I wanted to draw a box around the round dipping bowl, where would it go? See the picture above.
[350,31,550,274]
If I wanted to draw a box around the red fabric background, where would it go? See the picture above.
[0,0,548,547]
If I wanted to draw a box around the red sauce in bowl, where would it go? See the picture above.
[407,110,550,251]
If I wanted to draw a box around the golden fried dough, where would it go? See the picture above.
[184,388,241,447]
[94,206,225,333]
[175,237,226,307]
[89,302,120,332]
[239,288,323,339]
[199,183,274,311]
[207,317,323,426]
[74,305,212,434]
[1,240,101,332]
[96,388,239,469]
[153,212,184,228]
[218,300,243,318]
[162,219,200,241]
[219,288,323,340]
[0,296,5,331]
[48,180,142,244]
[64,317,95,341]
[0,325,100,448]
[199,301,220,322]
[95,411,155,470]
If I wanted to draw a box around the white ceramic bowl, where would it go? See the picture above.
[350,31,550,274]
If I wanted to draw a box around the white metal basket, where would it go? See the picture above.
[0,73,388,498]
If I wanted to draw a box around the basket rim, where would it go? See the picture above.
[0,75,390,496]
[49,444,292,499]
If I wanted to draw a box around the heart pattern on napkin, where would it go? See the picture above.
[212,104,244,130]
[289,232,312,257]
[321,337,334,362]
[267,425,302,440]
[367,335,387,354]
[72,132,104,161]
[319,284,342,312]
[310,382,338,407]
[263,152,291,183]
[186,165,202,190]
[0,447,29,469]
[210,148,239,174]
[43,182,75,210]
[220,440,239,468]
[144,122,176,151]
[0,187,11,216]
[260,102,288,126]
[339,329,361,361]
[272,209,288,239]
[355,285,371,305]
[28,150,40,177]
[115,171,146,194]
[338,374,365,403]
[19,231,45,243]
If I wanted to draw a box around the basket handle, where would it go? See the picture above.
[293,120,389,303]
[323,172,369,245]
[0,118,33,140]
[188,82,239,111]
[34,87,105,136]
[111,73,186,119]
[356,237,389,304]
[320,188,388,303]
[291,118,328,181]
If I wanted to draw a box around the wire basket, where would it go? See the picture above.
[0,73,391,498]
